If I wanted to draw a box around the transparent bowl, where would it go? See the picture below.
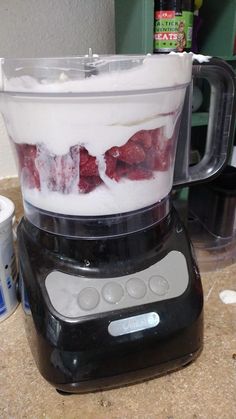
[0,54,192,230]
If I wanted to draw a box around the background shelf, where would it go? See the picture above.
[115,0,154,54]
[115,0,236,59]
[115,0,236,147]
[191,112,209,127]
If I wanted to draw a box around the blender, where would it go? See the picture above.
[0,54,235,393]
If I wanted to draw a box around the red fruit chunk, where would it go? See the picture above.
[130,130,152,150]
[16,144,37,168]
[79,147,89,166]
[31,169,40,189]
[54,154,75,193]
[154,144,172,171]
[16,144,40,189]
[109,142,146,165]
[22,166,40,189]
[70,145,80,163]
[80,155,99,177]
[154,135,173,171]
[93,176,103,188]
[150,127,163,145]
[142,149,156,171]
[79,176,102,193]
[36,148,57,191]
[114,162,131,180]
[127,169,153,180]
[105,154,117,179]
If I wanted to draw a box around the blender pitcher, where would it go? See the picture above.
[0,54,193,230]
[0,54,235,393]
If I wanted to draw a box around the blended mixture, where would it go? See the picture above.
[1,53,192,215]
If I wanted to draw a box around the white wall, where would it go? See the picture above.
[0,0,115,178]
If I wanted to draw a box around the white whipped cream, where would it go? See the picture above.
[24,170,173,216]
[3,54,192,92]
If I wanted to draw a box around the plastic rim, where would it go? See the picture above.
[0,196,14,227]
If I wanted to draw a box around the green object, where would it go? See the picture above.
[115,0,236,60]
[194,0,203,10]
[115,0,154,53]
[191,112,209,127]
[199,0,236,57]
[115,0,236,144]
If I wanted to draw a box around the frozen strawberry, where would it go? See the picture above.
[79,147,89,166]
[79,176,102,193]
[80,154,99,177]
[154,148,172,171]
[105,153,117,179]
[16,144,40,189]
[154,139,173,171]
[69,145,80,185]
[109,142,146,165]
[71,145,97,181]
[21,167,40,189]
[70,145,80,161]
[142,148,156,171]
[93,176,103,187]
[36,148,56,191]
[32,169,40,189]
[56,154,75,193]
[130,130,152,150]
[115,162,131,180]
[22,144,37,158]
[16,144,37,168]
[150,128,163,146]
[127,169,153,180]
[79,177,93,193]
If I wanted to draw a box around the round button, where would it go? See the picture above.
[77,287,100,311]
[102,282,124,304]
[126,278,147,299]
[149,276,169,296]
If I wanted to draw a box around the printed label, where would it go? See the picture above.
[0,227,18,318]
[0,281,6,315]
[154,10,193,52]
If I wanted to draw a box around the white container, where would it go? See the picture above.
[0,195,18,321]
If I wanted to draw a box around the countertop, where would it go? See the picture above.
[0,178,236,419]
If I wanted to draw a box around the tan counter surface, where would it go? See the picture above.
[0,179,235,419]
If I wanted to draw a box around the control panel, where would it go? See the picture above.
[45,251,189,319]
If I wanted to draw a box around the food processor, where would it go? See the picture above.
[0,54,235,393]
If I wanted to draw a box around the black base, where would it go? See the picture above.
[18,206,203,393]
[55,348,202,394]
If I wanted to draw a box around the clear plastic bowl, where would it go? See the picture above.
[0,54,192,229]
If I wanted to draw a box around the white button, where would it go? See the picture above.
[149,276,169,296]
[126,278,147,299]
[77,287,100,311]
[102,282,124,304]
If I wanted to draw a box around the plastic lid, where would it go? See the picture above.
[0,196,14,227]
[0,53,192,94]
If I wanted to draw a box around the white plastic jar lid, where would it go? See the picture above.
[0,195,15,227]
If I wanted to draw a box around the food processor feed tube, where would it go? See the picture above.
[0,54,191,220]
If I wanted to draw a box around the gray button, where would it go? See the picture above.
[102,282,124,304]
[77,287,100,311]
[149,275,169,296]
[126,278,147,299]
